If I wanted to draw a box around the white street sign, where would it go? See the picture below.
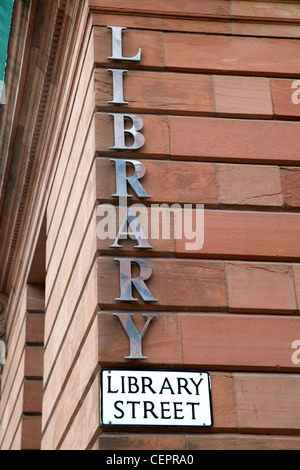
[100,369,213,428]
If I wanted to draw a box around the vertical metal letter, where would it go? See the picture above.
[113,313,156,359]
[110,113,145,150]
[108,69,128,105]
[111,159,150,198]
[111,207,152,249]
[115,258,157,302]
[107,26,141,62]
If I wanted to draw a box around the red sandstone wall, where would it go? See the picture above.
[1,0,300,451]
[43,0,300,449]
[92,1,300,450]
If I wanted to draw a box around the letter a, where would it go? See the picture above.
[111,207,152,249]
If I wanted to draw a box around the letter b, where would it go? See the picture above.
[128,376,139,393]
[110,113,145,150]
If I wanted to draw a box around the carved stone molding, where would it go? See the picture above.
[0,0,66,292]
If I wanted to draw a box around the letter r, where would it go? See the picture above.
[115,258,157,302]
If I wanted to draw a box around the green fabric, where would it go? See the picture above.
[0,0,14,103]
